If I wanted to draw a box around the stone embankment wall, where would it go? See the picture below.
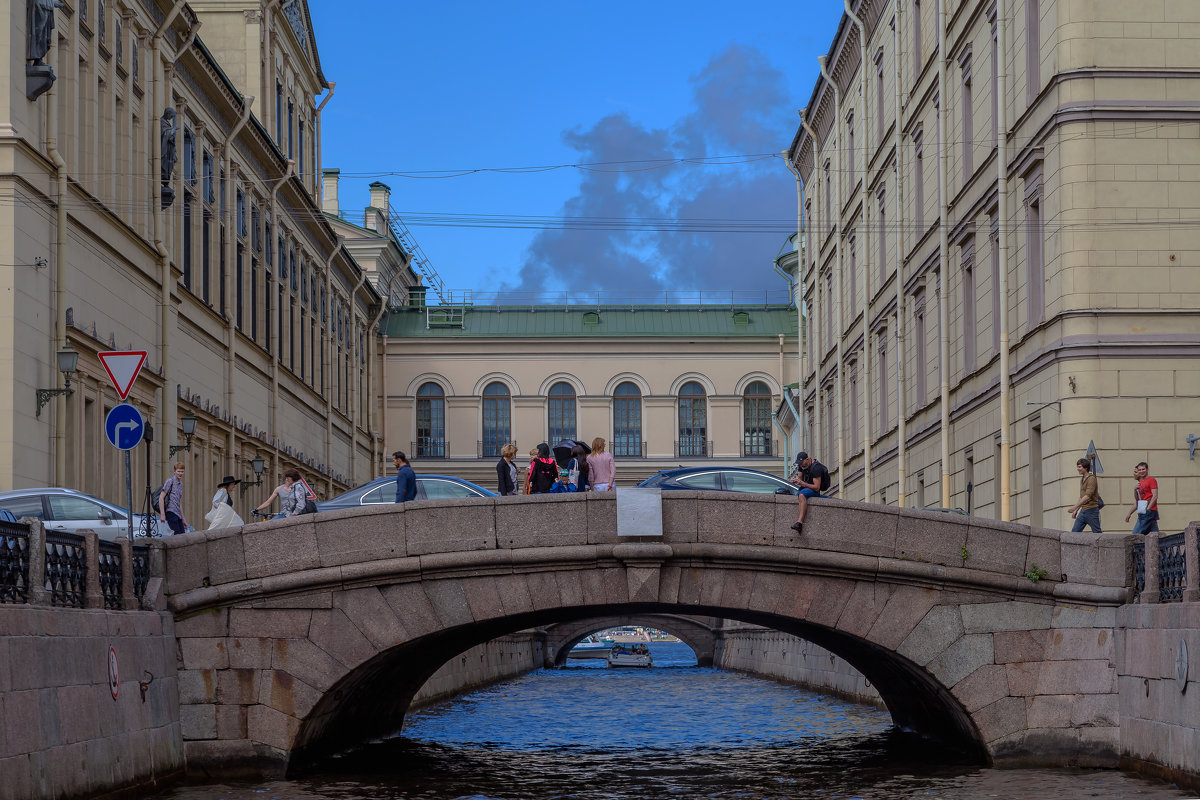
[714,624,883,707]
[410,632,544,709]
[1117,602,1200,790]
[0,605,181,800]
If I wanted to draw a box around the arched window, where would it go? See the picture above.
[613,382,642,458]
[743,380,773,456]
[416,382,445,457]
[481,382,511,457]
[677,381,708,457]
[548,382,576,443]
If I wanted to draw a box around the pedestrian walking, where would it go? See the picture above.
[394,451,417,503]
[1067,458,1102,533]
[496,443,519,496]
[1125,461,1159,534]
[157,461,190,535]
[789,452,830,533]
[587,437,615,492]
[205,476,245,530]
[255,469,308,519]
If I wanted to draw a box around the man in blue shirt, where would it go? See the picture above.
[394,451,417,503]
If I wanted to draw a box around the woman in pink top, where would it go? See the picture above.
[587,437,616,491]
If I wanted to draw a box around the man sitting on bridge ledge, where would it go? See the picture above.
[790,452,829,533]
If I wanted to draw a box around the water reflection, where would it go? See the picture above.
[146,641,1192,800]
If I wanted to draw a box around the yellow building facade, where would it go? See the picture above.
[786,0,1200,528]
[0,0,381,525]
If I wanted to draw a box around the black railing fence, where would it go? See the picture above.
[1132,522,1199,604]
[0,519,153,610]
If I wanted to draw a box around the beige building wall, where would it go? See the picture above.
[787,0,1200,529]
[0,0,380,527]
[381,304,799,488]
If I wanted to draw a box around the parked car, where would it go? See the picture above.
[0,487,170,540]
[637,467,798,496]
[316,474,498,511]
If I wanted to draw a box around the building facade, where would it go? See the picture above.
[786,0,1200,527]
[1,0,381,526]
[379,295,800,489]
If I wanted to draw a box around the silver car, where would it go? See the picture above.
[0,487,168,540]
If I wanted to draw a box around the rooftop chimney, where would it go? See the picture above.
[322,168,340,215]
[367,181,391,233]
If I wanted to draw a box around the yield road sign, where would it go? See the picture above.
[98,351,148,401]
[105,404,145,450]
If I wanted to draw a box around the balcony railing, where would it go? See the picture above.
[612,440,647,459]
[0,520,153,609]
[741,438,777,457]
[675,439,713,458]
[413,438,448,459]
[478,440,518,459]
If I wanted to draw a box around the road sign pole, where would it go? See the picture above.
[125,451,133,540]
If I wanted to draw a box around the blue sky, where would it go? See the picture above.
[308,2,845,295]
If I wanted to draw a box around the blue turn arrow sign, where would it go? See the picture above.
[105,404,145,450]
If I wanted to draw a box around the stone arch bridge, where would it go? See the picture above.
[542,613,722,666]
[161,491,1129,777]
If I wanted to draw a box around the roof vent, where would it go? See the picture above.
[732,311,750,327]
[583,311,601,326]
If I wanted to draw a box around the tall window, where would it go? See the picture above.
[913,0,922,77]
[1025,171,1044,329]
[482,382,511,457]
[416,382,446,457]
[875,50,886,142]
[548,382,576,443]
[877,188,887,286]
[961,237,976,373]
[914,291,927,405]
[848,364,859,453]
[824,161,832,233]
[913,129,925,232]
[613,382,642,457]
[1026,0,1040,103]
[990,215,1001,353]
[990,9,999,140]
[877,329,889,433]
[677,382,708,457]
[742,381,772,456]
[182,193,192,290]
[960,50,973,182]
[846,112,855,186]
[848,234,857,322]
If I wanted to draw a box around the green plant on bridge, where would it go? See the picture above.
[1024,564,1048,583]
[960,546,969,563]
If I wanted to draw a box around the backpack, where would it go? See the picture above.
[531,459,558,493]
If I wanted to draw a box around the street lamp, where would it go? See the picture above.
[35,347,80,417]
[169,411,198,456]
[239,454,266,496]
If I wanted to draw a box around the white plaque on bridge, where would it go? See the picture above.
[616,488,663,537]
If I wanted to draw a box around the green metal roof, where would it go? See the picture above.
[381,305,798,338]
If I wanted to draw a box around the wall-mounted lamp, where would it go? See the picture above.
[35,347,80,417]
[239,454,266,496]
[168,411,198,455]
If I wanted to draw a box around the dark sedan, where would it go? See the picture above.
[315,474,497,511]
[638,467,798,495]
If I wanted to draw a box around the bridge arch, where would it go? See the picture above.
[542,614,720,666]
[163,493,1128,778]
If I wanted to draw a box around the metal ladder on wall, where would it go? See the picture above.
[386,203,448,306]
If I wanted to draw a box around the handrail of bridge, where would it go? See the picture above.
[1131,521,1200,604]
[0,519,153,610]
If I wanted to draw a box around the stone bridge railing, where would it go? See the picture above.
[0,519,153,610]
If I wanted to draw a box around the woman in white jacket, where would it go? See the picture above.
[205,476,246,530]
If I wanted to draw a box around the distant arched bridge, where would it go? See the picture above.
[161,491,1130,777]
[542,613,722,666]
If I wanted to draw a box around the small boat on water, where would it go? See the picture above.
[567,635,612,660]
[606,644,653,668]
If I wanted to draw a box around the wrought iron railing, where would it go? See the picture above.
[0,519,158,610]
[413,438,447,459]
[1131,525,1196,604]
[98,540,123,610]
[741,438,776,457]
[675,439,713,458]
[0,520,30,604]
[613,440,647,458]
[45,530,87,608]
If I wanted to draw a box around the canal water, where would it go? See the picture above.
[148,641,1192,799]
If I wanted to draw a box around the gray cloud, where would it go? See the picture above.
[506,44,796,296]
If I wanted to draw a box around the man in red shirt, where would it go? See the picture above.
[1124,461,1159,535]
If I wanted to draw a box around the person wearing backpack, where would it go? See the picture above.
[789,452,830,533]
[157,461,191,535]
[529,443,559,494]
[1068,457,1102,533]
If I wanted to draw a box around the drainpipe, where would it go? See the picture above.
[151,4,186,474]
[894,0,908,507]
[325,238,349,493]
[996,4,1012,520]
[268,159,294,474]
[800,111,822,465]
[223,97,255,474]
[817,56,845,497]
[846,0,872,502]
[46,57,69,486]
[936,0,952,507]
[313,82,336,205]
[782,156,807,454]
